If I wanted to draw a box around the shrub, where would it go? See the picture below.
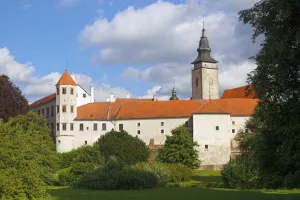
[58,162,96,186]
[77,158,159,190]
[157,125,200,169]
[284,171,300,188]
[221,155,261,189]
[94,130,149,165]
[0,113,58,199]
[133,162,170,186]
[165,163,193,183]
[58,145,103,169]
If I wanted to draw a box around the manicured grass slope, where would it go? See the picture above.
[48,170,300,200]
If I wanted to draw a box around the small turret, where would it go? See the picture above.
[170,81,179,100]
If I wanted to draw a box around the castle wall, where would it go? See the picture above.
[115,117,189,145]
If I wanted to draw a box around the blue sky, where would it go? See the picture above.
[0,0,260,102]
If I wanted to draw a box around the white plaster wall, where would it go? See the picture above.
[56,136,75,153]
[192,114,231,166]
[77,85,92,107]
[30,100,56,138]
[115,118,189,145]
[231,116,250,136]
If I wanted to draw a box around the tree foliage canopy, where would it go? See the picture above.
[157,125,200,169]
[0,75,29,122]
[235,0,300,188]
[0,112,58,199]
[94,130,150,165]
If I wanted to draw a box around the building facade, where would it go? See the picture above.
[30,28,258,168]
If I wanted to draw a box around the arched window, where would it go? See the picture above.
[196,78,198,87]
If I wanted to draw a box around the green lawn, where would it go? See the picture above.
[48,170,300,200]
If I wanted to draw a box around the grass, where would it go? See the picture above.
[48,170,300,200]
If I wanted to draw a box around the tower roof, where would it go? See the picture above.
[56,70,77,86]
[169,84,179,100]
[192,23,218,64]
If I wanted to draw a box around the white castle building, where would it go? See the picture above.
[30,27,258,169]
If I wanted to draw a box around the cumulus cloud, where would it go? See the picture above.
[80,0,261,98]
[0,47,131,102]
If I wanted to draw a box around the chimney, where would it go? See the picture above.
[153,94,157,101]
[110,93,114,102]
[71,75,76,82]
[126,92,131,99]
[90,87,94,103]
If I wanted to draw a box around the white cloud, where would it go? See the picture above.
[58,0,80,7]
[21,4,32,10]
[0,47,131,102]
[80,0,260,98]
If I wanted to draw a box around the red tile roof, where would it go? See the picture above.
[56,70,77,86]
[30,93,56,108]
[76,102,111,120]
[194,99,258,116]
[221,85,257,99]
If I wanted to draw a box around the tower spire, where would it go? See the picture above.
[169,79,179,100]
[191,22,217,64]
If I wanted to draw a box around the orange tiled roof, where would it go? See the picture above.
[194,99,258,116]
[116,100,207,120]
[30,93,56,108]
[76,102,111,120]
[56,70,77,86]
[221,85,257,99]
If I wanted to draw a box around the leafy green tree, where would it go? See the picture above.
[235,0,300,188]
[94,130,150,165]
[157,125,200,169]
[0,112,58,199]
[0,75,29,122]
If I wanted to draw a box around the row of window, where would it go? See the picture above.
[56,123,107,131]
[57,87,74,95]
[57,105,74,113]
[215,126,237,133]
[120,123,165,135]
[37,106,55,118]
[137,122,164,127]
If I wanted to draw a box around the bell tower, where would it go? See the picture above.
[191,23,219,100]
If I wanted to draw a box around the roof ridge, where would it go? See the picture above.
[194,100,209,112]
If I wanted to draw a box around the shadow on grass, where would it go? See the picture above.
[48,187,300,200]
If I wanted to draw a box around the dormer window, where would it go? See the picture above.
[62,87,67,94]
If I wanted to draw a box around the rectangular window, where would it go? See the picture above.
[58,140,61,144]
[232,121,235,125]
[70,123,74,131]
[119,124,123,131]
[62,105,67,113]
[80,124,84,131]
[51,106,54,117]
[205,145,208,151]
[62,123,67,131]
[102,123,106,131]
[137,122,140,127]
[85,141,87,145]
[232,129,235,133]
[62,87,67,94]
[38,110,40,115]
[216,126,219,131]
[57,88,59,95]
[51,123,54,134]
[57,105,60,113]
[161,129,164,134]
[42,109,44,116]
[70,105,74,113]
[93,123,98,131]
[56,123,60,131]
[46,107,49,118]
[70,88,74,95]
[137,130,140,135]
[161,122,164,126]
[83,94,86,98]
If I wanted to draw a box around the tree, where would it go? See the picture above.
[157,125,200,169]
[94,130,150,165]
[0,75,29,122]
[0,112,58,199]
[236,0,300,188]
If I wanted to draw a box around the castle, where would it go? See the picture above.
[30,27,258,169]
